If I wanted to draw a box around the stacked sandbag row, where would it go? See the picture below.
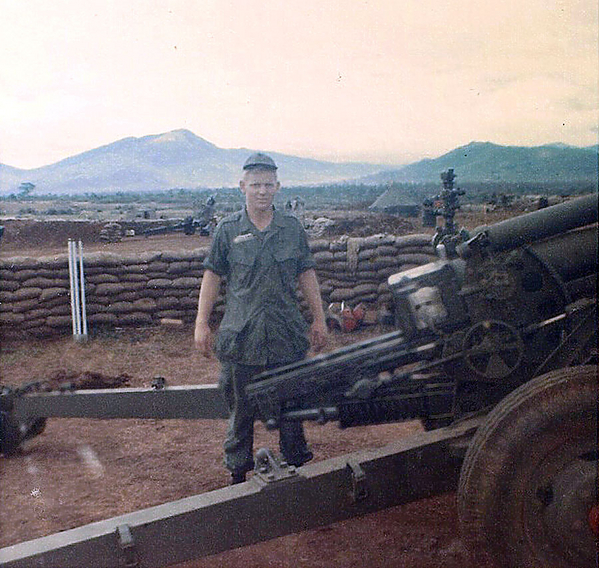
[309,233,435,310]
[99,222,123,243]
[0,250,212,338]
[0,234,436,338]
[0,256,72,338]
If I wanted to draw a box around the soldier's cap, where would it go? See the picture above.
[243,152,278,171]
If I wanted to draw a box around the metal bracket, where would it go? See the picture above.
[346,459,368,502]
[116,524,138,568]
[253,448,299,484]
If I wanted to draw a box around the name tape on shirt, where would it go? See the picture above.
[233,233,255,244]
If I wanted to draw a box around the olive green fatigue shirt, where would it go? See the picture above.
[204,208,315,366]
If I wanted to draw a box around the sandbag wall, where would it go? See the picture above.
[0,251,206,339]
[0,234,435,338]
[312,234,435,310]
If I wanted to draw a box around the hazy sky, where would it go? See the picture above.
[1,0,597,169]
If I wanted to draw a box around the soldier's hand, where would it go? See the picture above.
[310,319,329,353]
[194,322,214,358]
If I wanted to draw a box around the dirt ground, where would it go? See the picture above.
[0,219,501,567]
[0,219,215,258]
[0,205,520,259]
[0,326,492,568]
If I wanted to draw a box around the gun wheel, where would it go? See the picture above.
[462,320,524,379]
[457,365,598,568]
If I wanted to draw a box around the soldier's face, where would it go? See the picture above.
[240,170,280,212]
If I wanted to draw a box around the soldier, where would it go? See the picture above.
[194,152,328,484]
[197,195,216,235]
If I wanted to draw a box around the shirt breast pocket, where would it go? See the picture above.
[273,249,300,285]
[229,245,256,286]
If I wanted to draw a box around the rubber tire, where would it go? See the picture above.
[457,365,598,568]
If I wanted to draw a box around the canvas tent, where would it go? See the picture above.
[369,187,421,216]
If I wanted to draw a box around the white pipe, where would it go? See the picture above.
[67,239,88,340]
[78,240,88,337]
[72,242,81,336]
[67,239,78,336]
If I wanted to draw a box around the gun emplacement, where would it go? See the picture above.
[1,190,596,568]
[246,192,597,432]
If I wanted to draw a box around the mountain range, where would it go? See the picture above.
[360,141,598,185]
[0,130,388,196]
[0,130,596,195]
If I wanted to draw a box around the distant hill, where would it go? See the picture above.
[1,135,596,196]
[0,130,389,195]
[359,142,599,185]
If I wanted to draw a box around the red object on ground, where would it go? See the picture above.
[589,504,599,537]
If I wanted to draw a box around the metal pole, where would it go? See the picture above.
[67,239,79,337]
[73,241,81,337]
[67,239,86,340]
[77,240,88,338]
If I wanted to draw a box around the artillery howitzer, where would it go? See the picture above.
[143,197,217,237]
[142,215,212,237]
[1,193,597,568]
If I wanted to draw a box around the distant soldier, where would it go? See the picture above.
[285,195,306,226]
[196,195,216,236]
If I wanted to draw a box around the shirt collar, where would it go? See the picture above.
[240,207,285,233]
[271,208,287,228]
[239,207,255,233]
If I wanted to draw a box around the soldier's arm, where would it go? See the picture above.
[194,269,222,357]
[298,268,328,352]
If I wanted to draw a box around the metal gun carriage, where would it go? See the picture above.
[1,191,597,568]
[142,196,217,238]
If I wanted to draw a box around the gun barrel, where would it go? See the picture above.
[246,331,438,414]
[461,193,598,255]
[530,224,598,283]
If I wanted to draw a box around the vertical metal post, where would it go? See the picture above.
[67,239,87,341]
[68,239,78,336]
[78,240,88,338]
